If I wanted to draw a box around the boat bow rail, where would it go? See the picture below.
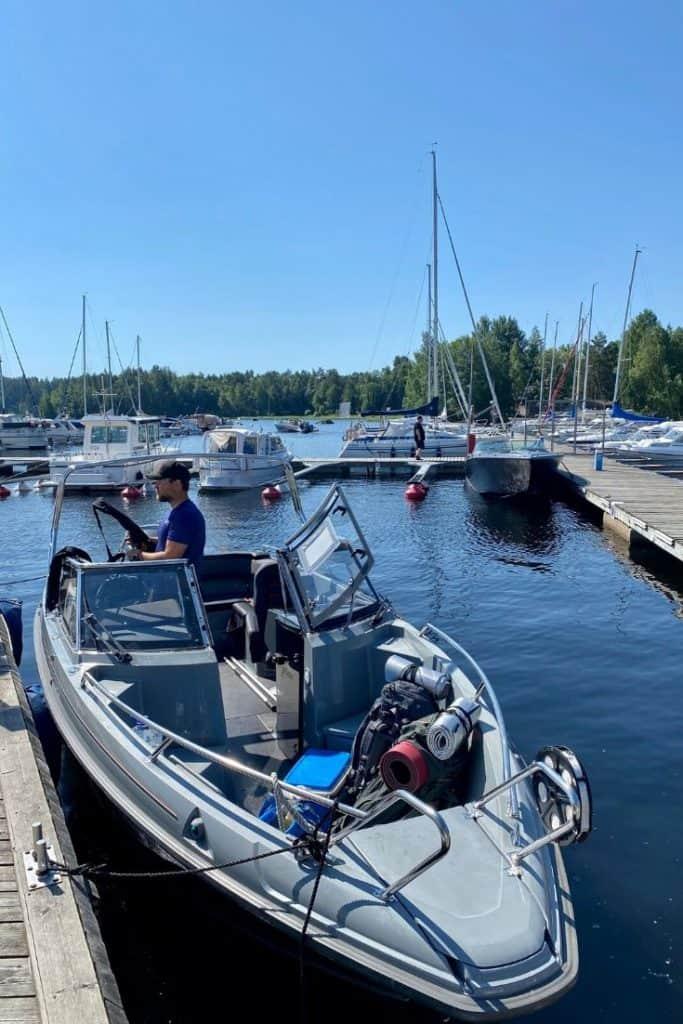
[83,672,452,900]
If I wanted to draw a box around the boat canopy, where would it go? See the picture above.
[609,402,665,423]
[360,396,440,418]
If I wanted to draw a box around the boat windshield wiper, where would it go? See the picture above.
[83,612,132,664]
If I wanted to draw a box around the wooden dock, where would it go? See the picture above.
[558,452,683,561]
[292,455,465,481]
[0,618,126,1024]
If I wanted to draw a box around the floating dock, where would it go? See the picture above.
[0,618,126,1024]
[558,452,683,561]
[292,455,465,481]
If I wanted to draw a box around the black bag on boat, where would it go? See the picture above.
[347,680,438,795]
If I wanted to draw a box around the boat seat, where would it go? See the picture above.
[230,559,288,666]
[323,711,366,752]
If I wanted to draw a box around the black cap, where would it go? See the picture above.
[145,459,191,485]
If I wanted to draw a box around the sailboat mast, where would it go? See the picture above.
[82,295,88,416]
[431,148,439,402]
[547,321,559,413]
[538,312,548,423]
[426,263,432,404]
[612,246,641,406]
[581,283,596,421]
[136,335,142,414]
[571,302,584,415]
[105,320,113,410]
[0,354,5,413]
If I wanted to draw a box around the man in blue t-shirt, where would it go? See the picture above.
[137,460,206,569]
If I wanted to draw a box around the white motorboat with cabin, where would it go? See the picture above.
[198,427,290,491]
[34,467,592,1021]
[50,414,167,490]
[0,413,48,450]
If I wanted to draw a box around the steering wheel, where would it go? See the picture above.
[93,573,154,613]
[92,499,153,563]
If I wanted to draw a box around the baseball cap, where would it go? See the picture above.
[145,459,191,485]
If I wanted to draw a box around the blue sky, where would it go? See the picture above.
[1,1,682,379]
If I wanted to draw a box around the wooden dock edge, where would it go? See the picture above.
[0,616,127,1024]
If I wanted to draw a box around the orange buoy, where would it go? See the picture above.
[0,486,10,500]
[121,485,143,501]
[404,482,428,502]
[261,485,282,501]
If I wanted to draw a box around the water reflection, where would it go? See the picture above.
[464,487,560,561]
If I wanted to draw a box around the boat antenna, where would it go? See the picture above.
[612,246,641,407]
[538,312,548,426]
[0,306,39,414]
[82,294,88,416]
[437,194,506,427]
[581,284,597,422]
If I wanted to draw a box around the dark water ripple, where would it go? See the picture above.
[0,422,681,1021]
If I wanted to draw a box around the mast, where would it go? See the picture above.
[105,320,113,411]
[136,335,142,413]
[426,264,432,404]
[0,306,39,414]
[570,302,583,417]
[0,354,5,413]
[581,283,596,421]
[547,321,559,413]
[82,294,88,416]
[612,246,641,406]
[431,148,439,403]
[538,312,548,423]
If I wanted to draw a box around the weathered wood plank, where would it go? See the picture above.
[0,619,112,1024]
[0,958,35,997]
[0,996,41,1022]
[0,925,29,958]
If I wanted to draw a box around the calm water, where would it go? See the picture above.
[2,420,682,1023]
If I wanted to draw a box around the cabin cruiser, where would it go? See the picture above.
[34,467,592,1020]
[42,418,85,447]
[340,418,467,458]
[0,413,48,450]
[160,417,204,438]
[466,437,561,498]
[49,414,167,490]
[198,427,290,491]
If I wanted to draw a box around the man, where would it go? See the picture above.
[136,460,206,568]
[413,415,426,460]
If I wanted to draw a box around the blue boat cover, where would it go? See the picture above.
[610,402,664,423]
[0,599,23,666]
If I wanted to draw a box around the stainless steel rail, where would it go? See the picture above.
[84,672,451,897]
[419,622,520,820]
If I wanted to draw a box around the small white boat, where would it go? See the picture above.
[198,427,290,491]
[0,413,48,450]
[340,418,467,458]
[50,414,168,490]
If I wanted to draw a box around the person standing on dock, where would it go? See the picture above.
[414,415,426,460]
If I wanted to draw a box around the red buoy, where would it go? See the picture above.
[0,486,10,500]
[404,482,428,502]
[121,485,143,501]
[261,485,282,501]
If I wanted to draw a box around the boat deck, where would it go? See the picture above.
[557,451,683,561]
[0,617,126,1024]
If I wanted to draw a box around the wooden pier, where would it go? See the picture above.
[557,451,683,561]
[0,618,126,1024]
[292,455,465,481]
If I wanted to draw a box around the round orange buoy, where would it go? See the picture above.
[261,485,282,501]
[121,485,143,501]
[405,482,428,502]
[0,486,10,499]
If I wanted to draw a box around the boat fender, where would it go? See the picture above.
[380,740,430,792]
[404,482,428,501]
[0,486,10,499]
[261,485,282,501]
[467,432,476,454]
[121,486,143,500]
[0,599,23,666]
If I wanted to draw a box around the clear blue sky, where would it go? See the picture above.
[1,1,681,379]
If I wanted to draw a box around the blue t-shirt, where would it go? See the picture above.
[156,498,206,568]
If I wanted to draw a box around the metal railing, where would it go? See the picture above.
[84,672,451,899]
[419,622,520,821]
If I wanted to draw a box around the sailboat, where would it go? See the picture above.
[0,308,48,450]
[610,247,663,424]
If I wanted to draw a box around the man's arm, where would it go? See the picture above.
[140,540,188,561]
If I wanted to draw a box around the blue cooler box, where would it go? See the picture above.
[259,748,350,836]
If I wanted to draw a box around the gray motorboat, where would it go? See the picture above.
[35,467,592,1020]
[466,437,561,498]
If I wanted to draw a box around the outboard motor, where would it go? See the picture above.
[384,654,451,701]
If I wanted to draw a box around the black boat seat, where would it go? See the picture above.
[230,559,287,665]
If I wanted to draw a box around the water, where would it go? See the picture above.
[2,419,682,1022]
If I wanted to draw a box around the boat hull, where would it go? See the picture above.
[466,452,560,497]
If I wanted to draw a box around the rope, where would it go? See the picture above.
[0,574,47,586]
[298,799,339,1024]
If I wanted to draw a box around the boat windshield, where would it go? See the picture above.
[278,485,379,631]
[79,563,205,651]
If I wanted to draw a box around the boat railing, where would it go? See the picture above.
[419,622,520,821]
[84,672,451,899]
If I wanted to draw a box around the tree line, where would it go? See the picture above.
[2,309,682,420]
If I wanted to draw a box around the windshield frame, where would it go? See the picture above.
[277,484,378,632]
[69,559,211,653]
